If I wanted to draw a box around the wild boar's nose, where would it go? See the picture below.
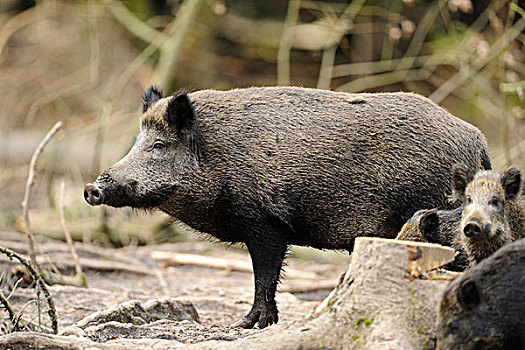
[84,183,103,206]
[463,222,482,238]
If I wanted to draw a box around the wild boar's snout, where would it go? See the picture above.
[84,183,103,206]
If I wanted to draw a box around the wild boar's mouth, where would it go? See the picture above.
[128,184,177,209]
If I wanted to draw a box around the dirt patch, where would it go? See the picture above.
[0,230,346,346]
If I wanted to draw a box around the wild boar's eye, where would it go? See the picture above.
[466,195,472,204]
[152,141,166,150]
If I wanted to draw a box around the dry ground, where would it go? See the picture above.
[0,229,348,347]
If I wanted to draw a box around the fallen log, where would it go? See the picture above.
[150,251,320,280]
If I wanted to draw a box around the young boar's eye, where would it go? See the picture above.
[489,196,501,207]
[466,195,472,204]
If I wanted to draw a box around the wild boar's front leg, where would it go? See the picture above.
[232,235,288,329]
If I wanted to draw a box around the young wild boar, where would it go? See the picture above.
[437,238,525,350]
[396,207,469,271]
[451,163,525,264]
[84,86,491,329]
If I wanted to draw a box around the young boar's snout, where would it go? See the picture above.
[84,183,103,206]
[463,221,488,238]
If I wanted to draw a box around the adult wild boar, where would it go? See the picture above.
[84,86,491,328]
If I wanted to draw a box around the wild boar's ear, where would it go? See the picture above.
[142,85,164,113]
[457,279,480,311]
[501,166,522,200]
[450,163,471,204]
[166,90,195,135]
[420,209,440,242]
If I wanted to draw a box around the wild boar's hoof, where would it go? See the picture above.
[84,183,103,206]
[231,303,278,329]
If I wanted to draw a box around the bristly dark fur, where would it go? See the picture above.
[437,239,525,349]
[142,85,164,113]
[450,163,474,206]
[167,90,200,159]
[502,166,522,200]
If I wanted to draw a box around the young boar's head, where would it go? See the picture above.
[396,209,440,242]
[451,163,522,245]
[84,86,199,209]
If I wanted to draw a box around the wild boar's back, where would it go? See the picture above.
[178,87,490,249]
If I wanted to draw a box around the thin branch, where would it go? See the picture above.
[6,278,23,302]
[395,2,441,71]
[277,0,301,85]
[154,0,204,89]
[0,246,58,334]
[0,2,57,59]
[317,44,337,89]
[336,68,427,92]
[0,290,21,332]
[429,17,525,103]
[103,0,169,45]
[316,0,368,89]
[58,181,86,287]
[21,121,62,266]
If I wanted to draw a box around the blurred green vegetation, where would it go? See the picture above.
[0,0,523,246]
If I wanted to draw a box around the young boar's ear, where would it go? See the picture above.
[142,85,164,113]
[165,91,195,135]
[450,163,472,204]
[501,166,522,200]
[457,279,480,311]
[420,209,440,243]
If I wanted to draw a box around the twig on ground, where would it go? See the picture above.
[155,269,171,296]
[279,280,337,294]
[0,246,58,334]
[59,181,87,287]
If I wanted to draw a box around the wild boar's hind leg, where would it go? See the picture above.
[232,233,288,329]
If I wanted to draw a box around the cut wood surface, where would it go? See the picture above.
[395,238,456,277]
